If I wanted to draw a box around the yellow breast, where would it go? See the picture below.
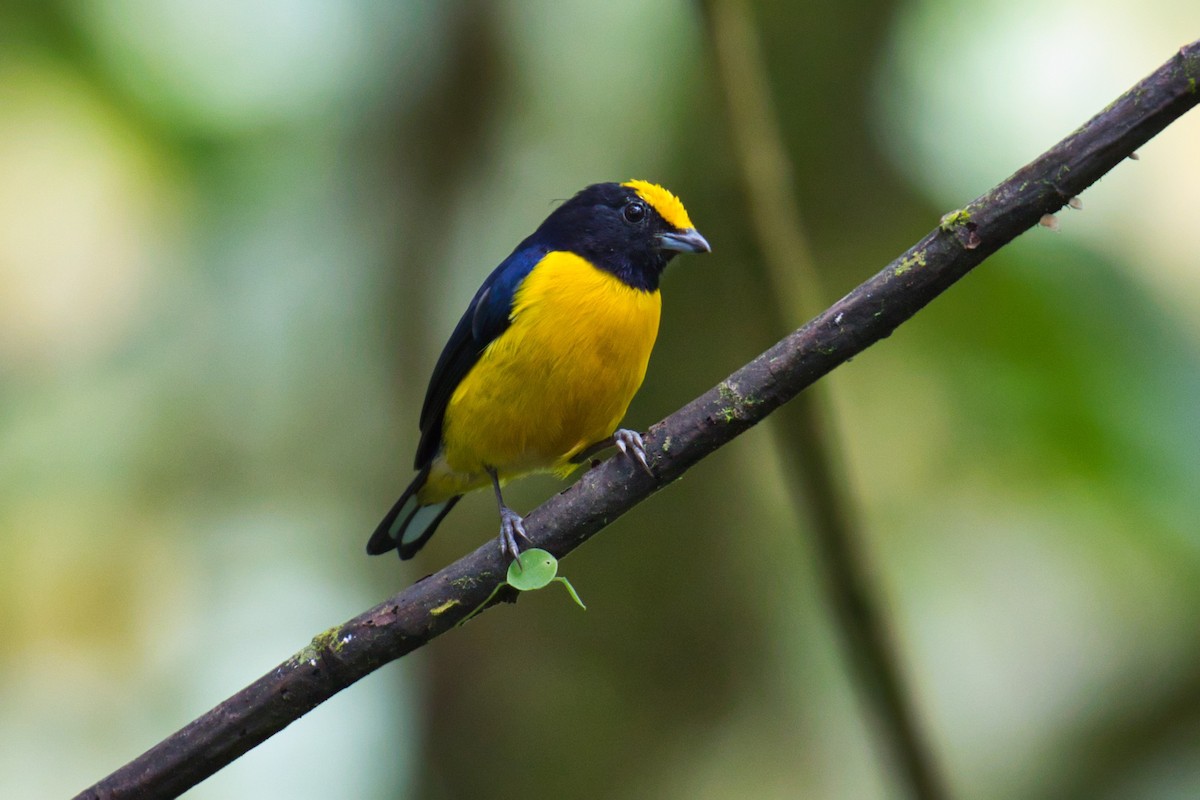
[424,251,661,500]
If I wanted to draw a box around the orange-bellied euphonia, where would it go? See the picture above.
[367,180,709,561]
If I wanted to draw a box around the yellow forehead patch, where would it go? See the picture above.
[622,179,694,231]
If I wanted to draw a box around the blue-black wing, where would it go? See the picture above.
[413,241,548,469]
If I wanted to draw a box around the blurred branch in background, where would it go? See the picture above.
[704,0,948,797]
[76,38,1200,800]
[379,2,510,388]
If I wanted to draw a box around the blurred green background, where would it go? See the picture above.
[2,1,1199,798]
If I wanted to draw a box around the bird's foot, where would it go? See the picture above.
[612,428,653,476]
[498,506,532,564]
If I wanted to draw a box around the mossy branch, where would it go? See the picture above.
[76,39,1200,800]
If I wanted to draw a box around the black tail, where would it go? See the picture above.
[367,466,461,559]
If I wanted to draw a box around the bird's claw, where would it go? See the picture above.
[498,506,531,564]
[613,428,653,476]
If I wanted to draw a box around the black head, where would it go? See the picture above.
[529,180,710,291]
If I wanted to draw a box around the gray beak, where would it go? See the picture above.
[658,227,711,254]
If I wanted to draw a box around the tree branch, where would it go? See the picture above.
[77,40,1200,800]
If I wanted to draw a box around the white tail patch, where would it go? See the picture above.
[400,501,449,546]
[387,495,419,539]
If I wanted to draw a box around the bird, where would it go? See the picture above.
[366,180,710,561]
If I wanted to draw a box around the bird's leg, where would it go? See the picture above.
[487,467,531,563]
[570,429,653,476]
[612,429,653,474]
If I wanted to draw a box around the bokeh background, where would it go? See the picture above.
[2,1,1199,798]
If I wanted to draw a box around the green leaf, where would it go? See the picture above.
[506,548,559,591]
[456,548,587,627]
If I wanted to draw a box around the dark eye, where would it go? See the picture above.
[623,201,647,224]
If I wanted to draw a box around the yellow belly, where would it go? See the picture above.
[420,251,661,502]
